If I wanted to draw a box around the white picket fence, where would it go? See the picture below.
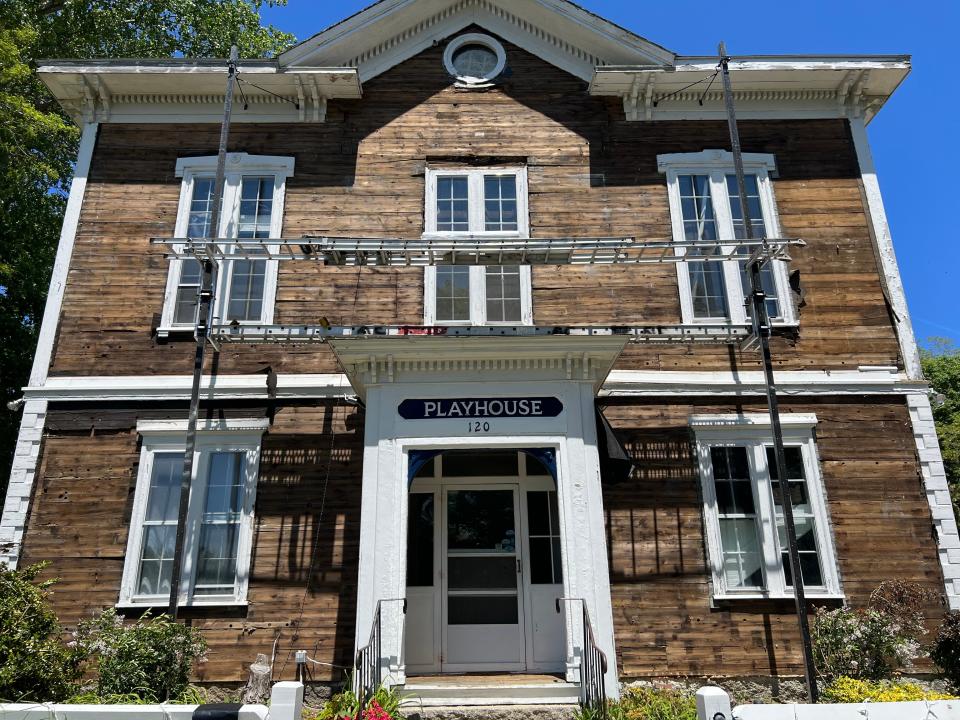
[0,681,302,720]
[697,686,960,720]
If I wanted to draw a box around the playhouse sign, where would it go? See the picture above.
[398,397,563,420]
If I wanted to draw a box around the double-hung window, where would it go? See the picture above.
[691,414,841,600]
[658,150,796,326]
[423,167,532,325]
[118,419,267,607]
[159,153,294,335]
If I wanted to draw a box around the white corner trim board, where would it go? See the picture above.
[907,393,960,609]
[849,115,922,380]
[1,122,98,569]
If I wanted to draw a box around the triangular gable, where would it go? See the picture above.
[280,0,676,83]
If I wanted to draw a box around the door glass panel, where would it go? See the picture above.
[449,595,518,625]
[407,493,434,587]
[442,450,519,477]
[448,490,516,551]
[524,453,551,477]
[448,556,517,590]
[526,490,562,584]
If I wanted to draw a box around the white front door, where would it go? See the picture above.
[404,450,566,675]
[442,485,526,671]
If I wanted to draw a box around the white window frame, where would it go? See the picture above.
[423,166,532,326]
[690,413,841,601]
[158,153,295,335]
[118,418,268,608]
[443,33,507,87]
[658,149,797,327]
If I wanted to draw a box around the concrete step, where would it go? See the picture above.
[402,704,580,720]
[400,675,580,708]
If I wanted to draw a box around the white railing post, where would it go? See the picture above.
[696,686,733,720]
[269,681,304,720]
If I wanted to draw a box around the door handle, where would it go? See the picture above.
[517,558,522,574]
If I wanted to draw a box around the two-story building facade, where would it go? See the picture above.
[2,0,956,705]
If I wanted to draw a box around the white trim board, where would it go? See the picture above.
[849,116,922,380]
[1,123,98,569]
[18,367,931,403]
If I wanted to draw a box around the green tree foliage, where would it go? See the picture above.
[0,562,84,702]
[0,2,295,497]
[922,338,960,505]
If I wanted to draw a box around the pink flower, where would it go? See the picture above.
[363,700,391,720]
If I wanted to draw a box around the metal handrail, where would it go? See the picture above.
[557,597,608,718]
[354,598,406,712]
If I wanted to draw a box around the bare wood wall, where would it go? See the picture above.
[20,396,944,682]
[49,33,901,377]
[603,396,943,678]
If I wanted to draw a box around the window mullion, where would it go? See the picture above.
[471,265,486,325]
[179,447,208,603]
[751,443,784,594]
[469,171,484,234]
[710,171,746,325]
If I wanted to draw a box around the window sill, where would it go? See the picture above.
[116,599,249,610]
[712,592,843,603]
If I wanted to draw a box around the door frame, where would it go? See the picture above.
[441,482,526,673]
[405,449,564,675]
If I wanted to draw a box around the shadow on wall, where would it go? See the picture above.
[247,400,365,680]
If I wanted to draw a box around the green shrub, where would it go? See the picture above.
[574,686,697,720]
[812,580,935,681]
[822,676,955,703]
[0,562,84,702]
[932,612,960,689]
[74,608,207,702]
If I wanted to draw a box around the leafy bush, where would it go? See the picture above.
[74,608,206,702]
[0,562,83,702]
[822,676,955,703]
[310,683,405,720]
[932,612,960,689]
[574,686,697,720]
[812,580,935,681]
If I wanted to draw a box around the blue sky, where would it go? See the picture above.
[262,0,959,347]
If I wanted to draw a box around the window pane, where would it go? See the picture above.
[448,556,517,590]
[448,595,518,625]
[526,491,550,536]
[526,490,561,584]
[483,175,519,232]
[767,447,825,588]
[435,266,471,322]
[136,453,183,596]
[678,174,727,319]
[237,177,274,239]
[728,174,780,320]
[719,518,763,589]
[711,446,762,589]
[485,265,522,323]
[441,449,519,477]
[407,493,434,587]
[436,177,469,232]
[447,490,515,552]
[226,258,267,322]
[195,451,244,595]
[529,538,553,584]
[188,178,215,238]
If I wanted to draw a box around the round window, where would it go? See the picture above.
[443,33,506,86]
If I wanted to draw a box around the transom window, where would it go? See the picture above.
[691,415,841,600]
[159,153,294,335]
[119,421,266,607]
[658,150,795,326]
[424,167,531,325]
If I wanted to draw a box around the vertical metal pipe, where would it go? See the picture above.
[167,45,238,620]
[718,42,819,702]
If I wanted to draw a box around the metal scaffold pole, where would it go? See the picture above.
[167,45,238,620]
[718,41,819,702]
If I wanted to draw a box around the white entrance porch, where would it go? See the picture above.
[332,335,625,700]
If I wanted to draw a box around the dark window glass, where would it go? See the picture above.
[407,493,434,587]
[526,490,562,584]
[448,595,518,625]
[448,556,517,590]
[441,450,519,477]
[525,453,551,477]
[447,490,516,552]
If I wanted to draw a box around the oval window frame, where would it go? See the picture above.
[443,33,507,87]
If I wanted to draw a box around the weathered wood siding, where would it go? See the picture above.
[22,402,363,683]
[49,33,901,377]
[603,396,944,678]
[20,396,943,682]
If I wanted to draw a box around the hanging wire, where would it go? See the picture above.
[697,68,720,106]
[652,67,720,108]
[235,74,301,110]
